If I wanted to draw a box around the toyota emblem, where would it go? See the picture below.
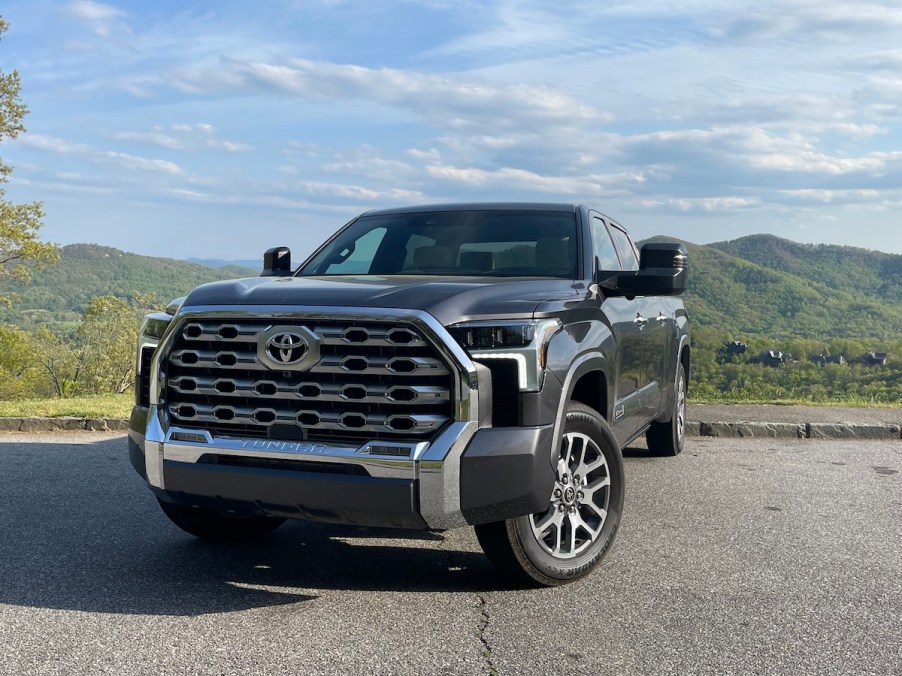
[266,332,308,365]
[257,325,321,371]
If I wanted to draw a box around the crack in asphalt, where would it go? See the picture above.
[434,532,498,674]
[476,592,498,676]
[436,532,499,675]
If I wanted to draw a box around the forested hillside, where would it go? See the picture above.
[679,242,902,340]
[1,237,900,404]
[710,234,902,303]
[0,244,256,329]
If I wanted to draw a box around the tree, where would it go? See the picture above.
[32,294,152,398]
[0,17,59,306]
[77,295,142,394]
[0,325,46,398]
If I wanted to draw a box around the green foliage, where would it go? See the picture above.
[710,234,902,303]
[688,327,902,404]
[31,294,160,397]
[0,231,900,406]
[681,244,902,340]
[0,17,59,305]
[0,325,45,398]
[0,243,255,330]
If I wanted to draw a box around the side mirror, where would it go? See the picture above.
[600,242,687,297]
[261,246,292,277]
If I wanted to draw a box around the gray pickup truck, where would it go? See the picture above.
[129,203,689,586]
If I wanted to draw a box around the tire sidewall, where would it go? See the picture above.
[511,405,625,583]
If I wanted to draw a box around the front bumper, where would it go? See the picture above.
[130,305,558,530]
[129,406,555,529]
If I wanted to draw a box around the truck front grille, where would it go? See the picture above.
[163,318,455,442]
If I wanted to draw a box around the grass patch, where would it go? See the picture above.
[0,394,133,419]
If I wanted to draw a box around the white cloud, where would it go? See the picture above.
[424,163,644,196]
[779,188,883,203]
[64,0,129,37]
[112,124,253,152]
[103,151,183,175]
[19,134,184,175]
[299,181,424,201]
[718,0,902,39]
[153,57,606,135]
[323,146,417,180]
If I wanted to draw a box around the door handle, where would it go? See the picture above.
[634,313,648,325]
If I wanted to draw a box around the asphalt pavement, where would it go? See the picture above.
[0,433,900,675]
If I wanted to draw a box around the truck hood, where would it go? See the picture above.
[182,275,581,326]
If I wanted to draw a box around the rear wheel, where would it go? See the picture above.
[475,402,624,587]
[646,362,686,457]
[157,499,285,542]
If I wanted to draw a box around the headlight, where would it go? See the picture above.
[448,322,537,350]
[448,319,561,391]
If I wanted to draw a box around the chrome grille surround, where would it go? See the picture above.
[164,316,454,441]
[140,306,481,529]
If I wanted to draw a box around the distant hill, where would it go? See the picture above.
[2,238,901,341]
[641,234,902,340]
[709,234,902,303]
[0,244,257,327]
[186,257,261,272]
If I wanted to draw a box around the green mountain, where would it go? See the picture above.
[3,237,901,341]
[0,244,257,327]
[708,234,902,303]
[643,234,902,340]
[686,245,901,340]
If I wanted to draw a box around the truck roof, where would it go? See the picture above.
[361,202,582,216]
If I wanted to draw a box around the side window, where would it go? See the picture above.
[322,227,387,274]
[592,217,621,271]
[609,225,639,271]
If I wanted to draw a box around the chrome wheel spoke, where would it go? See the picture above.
[529,429,615,560]
[582,502,607,525]
[582,475,610,501]
[531,506,563,537]
[556,455,569,482]
[582,454,607,474]
[552,520,564,555]
[567,513,580,553]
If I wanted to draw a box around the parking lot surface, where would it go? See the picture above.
[0,433,899,675]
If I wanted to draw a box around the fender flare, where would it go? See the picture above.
[549,352,612,465]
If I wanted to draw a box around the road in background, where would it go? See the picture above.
[0,434,899,675]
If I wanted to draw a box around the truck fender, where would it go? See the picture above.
[549,352,612,466]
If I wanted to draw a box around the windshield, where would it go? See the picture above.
[297,209,578,278]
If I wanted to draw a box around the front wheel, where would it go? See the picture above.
[475,402,624,587]
[157,499,285,543]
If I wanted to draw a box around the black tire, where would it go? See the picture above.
[474,402,624,587]
[646,362,686,457]
[157,499,285,543]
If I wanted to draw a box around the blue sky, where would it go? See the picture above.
[3,0,902,260]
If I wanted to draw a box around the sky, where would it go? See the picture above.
[2,0,902,261]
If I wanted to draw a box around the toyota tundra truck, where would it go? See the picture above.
[128,203,689,586]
